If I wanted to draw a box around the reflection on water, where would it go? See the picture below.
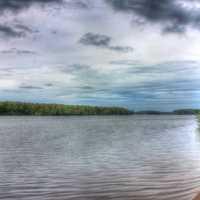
[0,115,200,200]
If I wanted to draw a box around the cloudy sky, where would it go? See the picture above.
[1,0,200,111]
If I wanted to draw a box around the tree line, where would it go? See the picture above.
[0,102,199,116]
[0,102,133,116]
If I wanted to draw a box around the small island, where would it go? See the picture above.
[0,102,133,116]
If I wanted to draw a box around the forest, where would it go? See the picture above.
[0,102,133,116]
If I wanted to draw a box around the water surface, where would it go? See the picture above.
[0,115,200,200]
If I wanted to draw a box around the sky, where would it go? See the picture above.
[1,0,200,111]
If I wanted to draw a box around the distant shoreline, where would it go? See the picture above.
[0,101,133,116]
[0,101,198,116]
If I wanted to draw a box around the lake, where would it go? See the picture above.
[0,115,200,200]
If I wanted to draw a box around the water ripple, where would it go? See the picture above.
[0,115,200,200]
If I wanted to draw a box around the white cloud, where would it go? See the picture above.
[0,79,18,90]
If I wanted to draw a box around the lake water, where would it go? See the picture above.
[0,115,200,200]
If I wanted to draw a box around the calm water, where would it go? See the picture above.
[0,115,200,200]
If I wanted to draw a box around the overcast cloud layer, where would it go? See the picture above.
[0,0,200,111]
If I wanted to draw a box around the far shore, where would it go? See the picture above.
[0,101,199,116]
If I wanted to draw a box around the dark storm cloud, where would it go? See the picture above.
[80,32,111,47]
[14,24,35,33]
[0,24,34,38]
[105,0,200,33]
[162,23,185,34]
[0,24,23,38]
[0,0,63,12]
[79,32,133,52]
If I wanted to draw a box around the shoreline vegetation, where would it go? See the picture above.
[0,102,133,116]
[0,101,199,116]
